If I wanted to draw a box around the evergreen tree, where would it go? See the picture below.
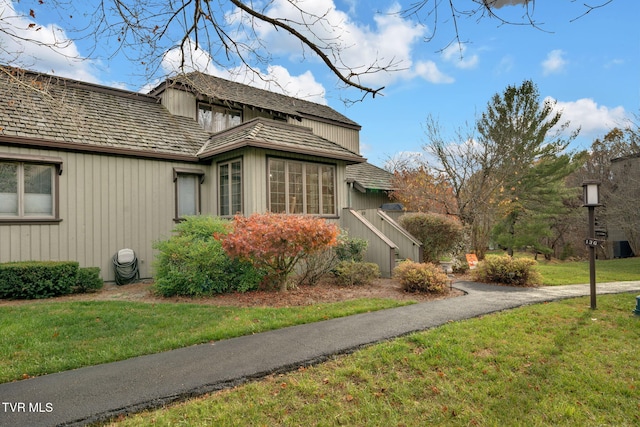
[477,80,584,256]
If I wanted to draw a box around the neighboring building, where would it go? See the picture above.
[0,68,416,280]
[606,153,640,258]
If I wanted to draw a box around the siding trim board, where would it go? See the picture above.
[0,135,201,163]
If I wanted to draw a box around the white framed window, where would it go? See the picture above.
[198,103,242,133]
[218,159,243,216]
[173,168,204,220]
[0,156,61,223]
[268,159,336,216]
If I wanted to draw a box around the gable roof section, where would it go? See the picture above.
[0,69,211,160]
[346,162,395,192]
[198,118,364,164]
[154,72,360,129]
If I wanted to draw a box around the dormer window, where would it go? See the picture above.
[198,103,242,133]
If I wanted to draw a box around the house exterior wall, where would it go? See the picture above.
[159,88,197,120]
[0,145,213,281]
[158,88,360,154]
[293,117,360,154]
[349,189,392,210]
[1,143,352,282]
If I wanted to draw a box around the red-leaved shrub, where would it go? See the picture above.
[218,213,340,291]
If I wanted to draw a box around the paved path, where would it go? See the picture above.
[1,281,639,427]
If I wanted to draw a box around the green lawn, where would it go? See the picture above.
[2,256,639,425]
[536,256,640,286]
[108,293,640,426]
[0,298,411,383]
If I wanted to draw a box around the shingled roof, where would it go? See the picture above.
[198,117,364,163]
[0,68,363,164]
[0,69,211,159]
[153,72,360,129]
[346,162,395,192]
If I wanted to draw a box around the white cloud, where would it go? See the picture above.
[253,0,448,88]
[495,55,515,75]
[604,58,624,69]
[161,39,327,104]
[549,97,629,137]
[542,49,567,76]
[0,0,99,83]
[442,44,479,70]
[413,60,454,84]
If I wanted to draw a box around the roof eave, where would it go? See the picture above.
[0,135,200,162]
[198,139,365,164]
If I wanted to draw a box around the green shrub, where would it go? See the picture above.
[74,267,103,293]
[394,260,449,294]
[297,234,369,286]
[333,261,380,286]
[335,236,368,263]
[153,216,264,297]
[472,255,542,286]
[0,261,79,299]
[399,212,463,263]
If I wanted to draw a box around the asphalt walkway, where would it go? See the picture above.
[1,280,639,427]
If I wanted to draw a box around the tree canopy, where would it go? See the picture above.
[418,79,584,257]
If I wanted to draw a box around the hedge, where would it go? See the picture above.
[0,261,80,299]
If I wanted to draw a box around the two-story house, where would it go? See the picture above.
[0,68,419,281]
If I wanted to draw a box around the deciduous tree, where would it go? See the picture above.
[423,80,584,257]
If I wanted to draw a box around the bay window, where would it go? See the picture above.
[268,159,336,215]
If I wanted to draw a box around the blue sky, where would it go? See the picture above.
[1,0,637,167]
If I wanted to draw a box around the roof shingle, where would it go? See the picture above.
[198,118,364,163]
[160,72,360,129]
[0,70,211,157]
[346,162,395,191]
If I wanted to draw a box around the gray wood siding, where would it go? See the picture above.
[160,88,197,119]
[0,146,213,281]
[159,88,361,155]
[349,189,392,210]
[340,208,397,277]
[293,118,360,154]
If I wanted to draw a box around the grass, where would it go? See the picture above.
[484,251,640,286]
[536,256,640,286]
[107,293,640,427]
[0,298,411,383]
[2,256,638,424]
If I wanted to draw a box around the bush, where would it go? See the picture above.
[219,213,340,291]
[333,261,380,286]
[399,212,464,263]
[153,216,264,297]
[297,234,369,287]
[472,255,542,286]
[393,261,449,294]
[0,261,79,299]
[74,267,103,293]
[335,236,368,263]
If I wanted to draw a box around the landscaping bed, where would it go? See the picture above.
[0,278,463,308]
